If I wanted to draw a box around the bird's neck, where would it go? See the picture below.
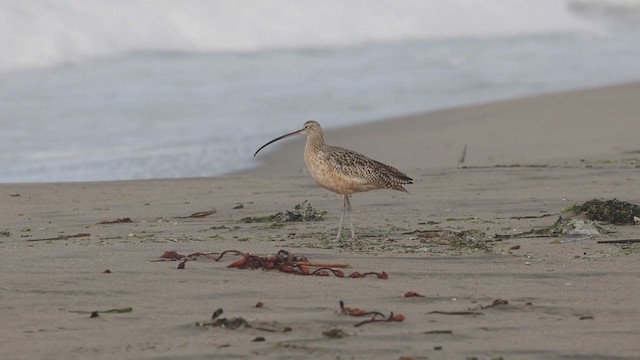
[305,132,325,153]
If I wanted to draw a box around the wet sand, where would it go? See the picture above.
[2,83,640,359]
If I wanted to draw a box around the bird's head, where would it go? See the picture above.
[254,121,323,157]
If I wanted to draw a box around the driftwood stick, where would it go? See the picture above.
[597,239,640,244]
[27,233,91,242]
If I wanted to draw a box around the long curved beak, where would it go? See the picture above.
[253,128,303,157]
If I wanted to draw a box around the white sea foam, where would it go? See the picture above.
[0,0,601,74]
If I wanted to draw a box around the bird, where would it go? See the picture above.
[254,120,412,242]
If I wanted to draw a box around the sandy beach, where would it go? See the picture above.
[2,83,640,360]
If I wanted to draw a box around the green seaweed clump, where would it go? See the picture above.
[240,201,326,223]
[240,215,275,223]
[273,201,327,222]
[571,199,640,225]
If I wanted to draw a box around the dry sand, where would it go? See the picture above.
[2,83,640,360]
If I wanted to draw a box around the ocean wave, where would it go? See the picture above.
[0,0,603,75]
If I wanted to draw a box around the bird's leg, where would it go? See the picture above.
[345,195,356,241]
[335,195,348,242]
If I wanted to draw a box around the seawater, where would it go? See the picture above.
[1,0,640,182]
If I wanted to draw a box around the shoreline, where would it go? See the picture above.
[2,82,639,360]
[246,81,640,177]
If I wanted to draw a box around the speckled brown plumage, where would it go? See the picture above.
[302,121,413,195]
[254,120,412,242]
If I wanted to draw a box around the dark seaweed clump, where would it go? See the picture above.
[573,199,640,225]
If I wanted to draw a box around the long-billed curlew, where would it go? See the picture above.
[254,121,412,242]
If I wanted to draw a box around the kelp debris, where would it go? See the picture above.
[196,308,250,329]
[98,217,133,224]
[70,307,133,317]
[218,249,387,279]
[424,330,453,334]
[323,328,347,338]
[403,291,425,298]
[480,298,509,309]
[196,308,290,332]
[427,310,484,316]
[176,210,217,219]
[567,199,640,225]
[156,249,388,279]
[157,251,220,261]
[339,301,405,327]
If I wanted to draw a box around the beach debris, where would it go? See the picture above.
[565,199,640,225]
[579,315,594,320]
[339,301,375,317]
[255,302,265,308]
[416,229,492,252]
[495,216,609,240]
[252,337,266,342]
[233,202,252,210]
[428,299,510,318]
[175,210,217,219]
[70,307,133,318]
[220,249,387,279]
[196,308,290,332]
[98,217,133,224]
[403,291,425,298]
[509,245,521,250]
[503,213,558,220]
[9,193,20,197]
[423,330,453,335]
[355,313,405,327]
[480,298,509,309]
[103,269,112,274]
[27,232,90,242]
[458,143,467,164]
[196,308,251,329]
[239,215,273,223]
[322,328,347,339]
[338,301,405,327]
[427,310,484,316]
[597,238,640,244]
[156,249,388,279]
[548,217,607,237]
[157,250,219,261]
[241,201,327,223]
[177,260,187,269]
[0,230,10,237]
